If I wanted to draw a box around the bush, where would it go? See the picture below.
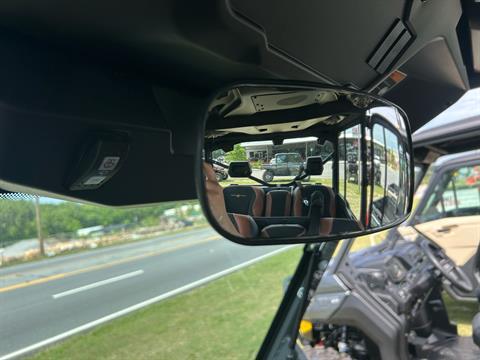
[224,144,247,162]
[249,160,264,169]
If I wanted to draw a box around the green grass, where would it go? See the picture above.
[31,247,301,360]
[444,294,478,336]
[348,227,390,254]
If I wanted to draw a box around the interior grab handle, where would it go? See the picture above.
[437,224,458,233]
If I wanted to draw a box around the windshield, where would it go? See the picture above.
[214,137,334,186]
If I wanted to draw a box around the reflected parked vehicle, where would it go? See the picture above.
[213,164,228,181]
[262,152,305,182]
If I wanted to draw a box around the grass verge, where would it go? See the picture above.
[443,294,478,336]
[31,247,302,360]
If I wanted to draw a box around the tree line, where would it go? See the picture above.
[0,199,198,246]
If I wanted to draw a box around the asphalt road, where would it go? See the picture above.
[0,227,289,359]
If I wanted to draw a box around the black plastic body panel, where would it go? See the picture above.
[327,292,409,360]
[0,107,197,205]
[231,0,406,87]
[0,31,204,205]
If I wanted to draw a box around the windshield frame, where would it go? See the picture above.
[210,136,335,187]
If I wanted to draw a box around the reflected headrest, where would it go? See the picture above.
[305,156,324,175]
[228,161,252,178]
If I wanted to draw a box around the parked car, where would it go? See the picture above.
[262,153,304,182]
[401,114,480,301]
[388,150,480,301]
[301,116,480,360]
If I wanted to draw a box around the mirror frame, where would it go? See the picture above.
[195,80,415,245]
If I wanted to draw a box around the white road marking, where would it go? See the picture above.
[0,245,294,360]
[52,270,144,299]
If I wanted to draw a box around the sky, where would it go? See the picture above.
[415,87,480,133]
[40,197,64,204]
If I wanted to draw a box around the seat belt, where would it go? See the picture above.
[295,181,310,215]
[307,190,326,236]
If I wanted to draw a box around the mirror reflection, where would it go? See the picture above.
[202,85,411,240]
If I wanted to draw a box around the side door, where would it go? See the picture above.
[275,154,289,175]
[415,163,480,299]
[286,153,303,176]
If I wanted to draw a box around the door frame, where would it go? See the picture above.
[411,156,480,301]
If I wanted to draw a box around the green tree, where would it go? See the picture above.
[224,144,247,162]
[0,200,36,245]
[0,198,200,246]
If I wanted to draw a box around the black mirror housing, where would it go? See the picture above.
[305,156,324,176]
[197,81,414,246]
[228,161,252,178]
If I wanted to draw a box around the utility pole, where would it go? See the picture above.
[34,196,45,256]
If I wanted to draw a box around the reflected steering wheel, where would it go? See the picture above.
[420,240,474,293]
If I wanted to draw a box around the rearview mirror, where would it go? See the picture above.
[197,82,413,245]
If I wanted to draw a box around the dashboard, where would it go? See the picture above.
[349,241,437,316]
[305,239,455,359]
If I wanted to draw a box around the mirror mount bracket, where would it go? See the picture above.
[209,159,271,186]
